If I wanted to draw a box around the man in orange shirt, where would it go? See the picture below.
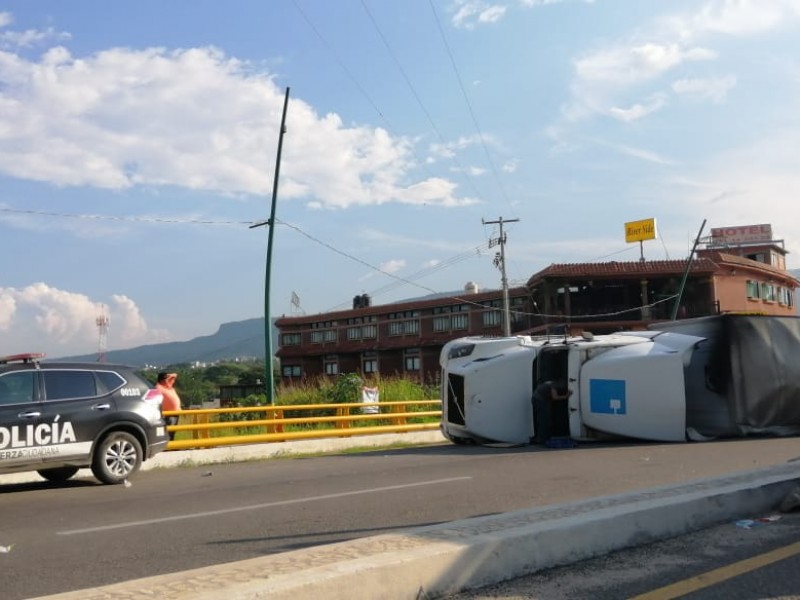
[156,372,181,441]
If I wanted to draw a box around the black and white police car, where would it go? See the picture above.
[0,353,169,484]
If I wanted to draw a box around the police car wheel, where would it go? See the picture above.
[91,431,143,485]
[37,466,80,482]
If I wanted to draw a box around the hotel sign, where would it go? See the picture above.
[710,224,773,245]
[624,218,657,243]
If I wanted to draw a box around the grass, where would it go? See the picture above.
[176,374,442,442]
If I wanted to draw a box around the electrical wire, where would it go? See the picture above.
[427,0,516,215]
[291,0,484,203]
[0,206,252,225]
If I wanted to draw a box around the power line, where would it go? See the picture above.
[291,0,484,202]
[427,0,516,214]
[0,207,253,226]
[277,218,490,306]
[358,0,486,201]
[3,202,517,316]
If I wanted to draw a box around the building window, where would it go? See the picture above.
[761,283,776,302]
[404,348,420,372]
[311,329,337,343]
[482,310,501,326]
[404,320,419,334]
[347,324,378,340]
[433,316,449,332]
[281,333,301,346]
[309,329,336,344]
[389,310,420,319]
[282,365,301,377]
[389,319,419,336]
[363,359,378,373]
[452,313,468,330]
[746,280,760,300]
[324,359,339,375]
[778,287,794,306]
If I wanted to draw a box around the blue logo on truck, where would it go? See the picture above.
[589,379,626,415]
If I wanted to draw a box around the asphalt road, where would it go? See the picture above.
[2,437,799,600]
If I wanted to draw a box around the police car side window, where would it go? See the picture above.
[43,371,97,401]
[96,371,125,394]
[0,372,35,406]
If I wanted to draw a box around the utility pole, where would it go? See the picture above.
[250,87,290,403]
[671,218,706,321]
[483,216,519,336]
[95,303,109,363]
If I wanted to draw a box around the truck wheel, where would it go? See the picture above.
[37,466,79,482]
[91,431,143,484]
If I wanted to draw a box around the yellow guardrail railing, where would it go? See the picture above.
[162,400,442,451]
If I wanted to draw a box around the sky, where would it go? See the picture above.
[1,0,799,358]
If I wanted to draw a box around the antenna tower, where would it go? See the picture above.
[96,304,110,363]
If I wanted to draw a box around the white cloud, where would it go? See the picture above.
[0,14,70,49]
[561,1,799,127]
[519,0,595,5]
[451,1,508,29]
[428,134,485,161]
[0,26,70,49]
[575,43,716,87]
[502,159,518,173]
[452,0,597,29]
[608,94,668,122]
[0,283,164,356]
[0,43,475,210]
[594,139,678,166]
[673,0,800,39]
[672,75,737,103]
[379,259,407,274]
[0,292,16,329]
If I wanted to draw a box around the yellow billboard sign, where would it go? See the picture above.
[625,218,657,243]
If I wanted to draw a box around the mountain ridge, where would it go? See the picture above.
[58,318,271,366]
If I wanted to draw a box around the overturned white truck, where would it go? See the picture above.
[439,315,800,445]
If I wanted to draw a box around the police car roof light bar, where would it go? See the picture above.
[0,352,46,365]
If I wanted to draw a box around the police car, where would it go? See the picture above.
[0,353,169,484]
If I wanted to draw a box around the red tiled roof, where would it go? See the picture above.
[527,253,800,287]
[527,258,718,284]
[705,251,800,283]
[274,286,529,325]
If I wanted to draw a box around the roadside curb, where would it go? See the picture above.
[31,461,800,600]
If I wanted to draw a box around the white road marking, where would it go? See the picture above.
[57,476,472,535]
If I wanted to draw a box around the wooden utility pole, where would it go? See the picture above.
[483,217,520,336]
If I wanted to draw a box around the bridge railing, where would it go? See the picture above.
[162,399,442,451]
